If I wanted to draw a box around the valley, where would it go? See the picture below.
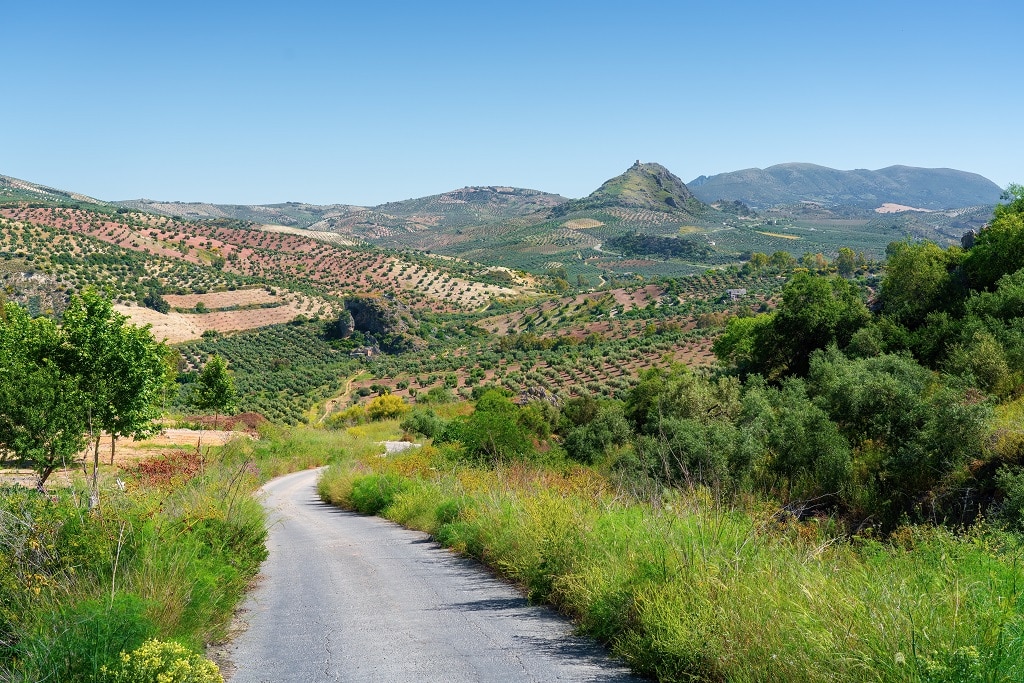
[2,166,1022,683]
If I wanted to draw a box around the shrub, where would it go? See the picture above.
[366,394,409,421]
[995,466,1024,529]
[436,390,535,464]
[327,405,367,427]
[0,486,116,656]
[349,474,411,515]
[561,401,630,465]
[400,408,446,438]
[99,639,223,683]
[419,386,455,404]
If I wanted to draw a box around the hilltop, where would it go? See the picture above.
[115,199,362,229]
[374,186,568,227]
[0,174,107,205]
[386,162,723,281]
[688,163,1003,210]
[118,186,567,237]
[551,161,706,219]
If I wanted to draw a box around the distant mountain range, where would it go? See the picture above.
[1,162,1005,277]
[688,163,1003,210]
[0,161,1007,284]
[118,187,568,237]
[4,162,1003,228]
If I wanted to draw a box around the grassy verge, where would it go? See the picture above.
[0,425,354,682]
[319,449,1024,682]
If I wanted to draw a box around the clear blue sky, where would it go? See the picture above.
[4,1,1021,206]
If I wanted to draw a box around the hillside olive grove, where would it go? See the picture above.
[399,186,1024,532]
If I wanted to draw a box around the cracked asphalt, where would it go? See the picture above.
[225,468,643,682]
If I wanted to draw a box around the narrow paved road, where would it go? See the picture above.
[226,468,642,682]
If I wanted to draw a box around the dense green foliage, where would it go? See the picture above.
[963,185,1024,291]
[714,271,871,378]
[0,463,261,680]
[605,232,712,260]
[192,356,237,428]
[434,390,541,463]
[0,303,87,486]
[0,290,167,490]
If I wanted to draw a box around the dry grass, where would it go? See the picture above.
[162,289,281,309]
[563,218,605,229]
[756,231,801,240]
[115,300,330,343]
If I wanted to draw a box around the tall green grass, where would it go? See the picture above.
[1,425,354,681]
[319,454,1024,682]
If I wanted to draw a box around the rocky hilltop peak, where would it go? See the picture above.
[551,161,706,218]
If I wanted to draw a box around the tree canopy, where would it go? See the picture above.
[0,290,166,491]
[193,355,237,429]
[713,272,870,379]
[0,304,87,488]
[962,184,1024,291]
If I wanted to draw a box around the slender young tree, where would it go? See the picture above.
[60,288,165,506]
[103,323,168,465]
[194,355,236,431]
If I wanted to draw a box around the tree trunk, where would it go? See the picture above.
[90,434,101,510]
[36,463,54,492]
[86,406,99,509]
[109,435,117,466]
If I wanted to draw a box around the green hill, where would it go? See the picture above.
[117,186,567,237]
[115,199,362,229]
[552,161,707,219]
[392,162,722,281]
[0,174,107,206]
[688,163,1003,210]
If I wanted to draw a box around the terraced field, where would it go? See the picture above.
[1,205,531,312]
[0,211,251,301]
